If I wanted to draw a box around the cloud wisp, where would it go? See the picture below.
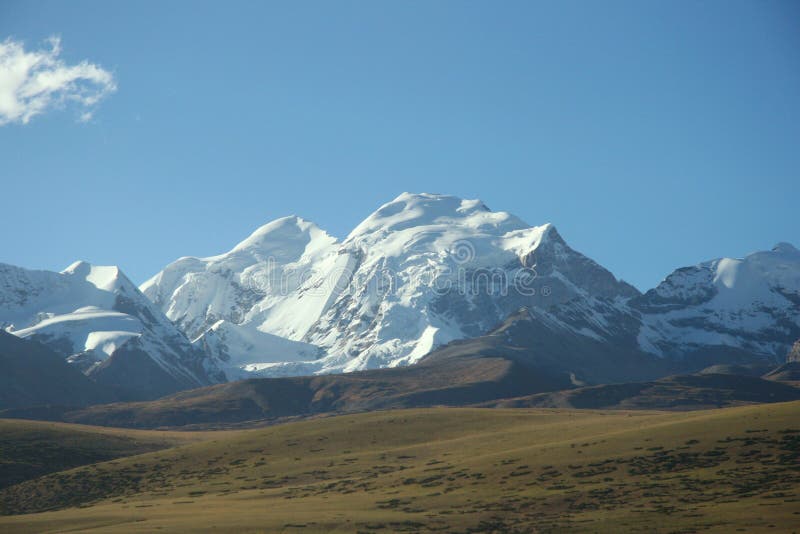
[0,36,117,125]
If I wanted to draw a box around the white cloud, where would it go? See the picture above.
[0,36,117,125]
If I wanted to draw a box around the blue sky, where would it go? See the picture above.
[1,0,798,291]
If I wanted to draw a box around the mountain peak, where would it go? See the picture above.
[347,192,525,242]
[391,192,488,209]
[62,261,127,292]
[391,192,490,212]
[539,222,564,243]
[62,260,94,275]
[772,242,799,255]
[231,215,336,255]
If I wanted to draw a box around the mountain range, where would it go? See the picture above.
[1,193,798,404]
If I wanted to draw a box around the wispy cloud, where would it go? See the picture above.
[0,36,117,125]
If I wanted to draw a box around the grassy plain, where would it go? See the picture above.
[1,402,799,533]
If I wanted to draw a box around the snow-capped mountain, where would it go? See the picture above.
[523,242,800,372]
[140,215,347,378]
[1,192,796,396]
[303,193,639,373]
[141,216,344,341]
[143,193,638,377]
[0,261,222,398]
[633,242,800,363]
[142,193,799,381]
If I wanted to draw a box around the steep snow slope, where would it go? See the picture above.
[0,261,221,398]
[143,193,638,377]
[141,216,343,340]
[633,243,800,361]
[140,216,348,378]
[302,193,639,373]
[141,193,798,379]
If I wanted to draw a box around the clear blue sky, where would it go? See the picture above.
[1,0,798,291]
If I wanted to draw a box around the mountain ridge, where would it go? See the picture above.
[1,193,797,405]
[141,193,798,381]
[0,260,222,400]
[143,192,641,378]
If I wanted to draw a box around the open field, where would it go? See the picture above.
[1,402,799,533]
[0,419,214,491]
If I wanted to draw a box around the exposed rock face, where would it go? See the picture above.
[0,331,117,409]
